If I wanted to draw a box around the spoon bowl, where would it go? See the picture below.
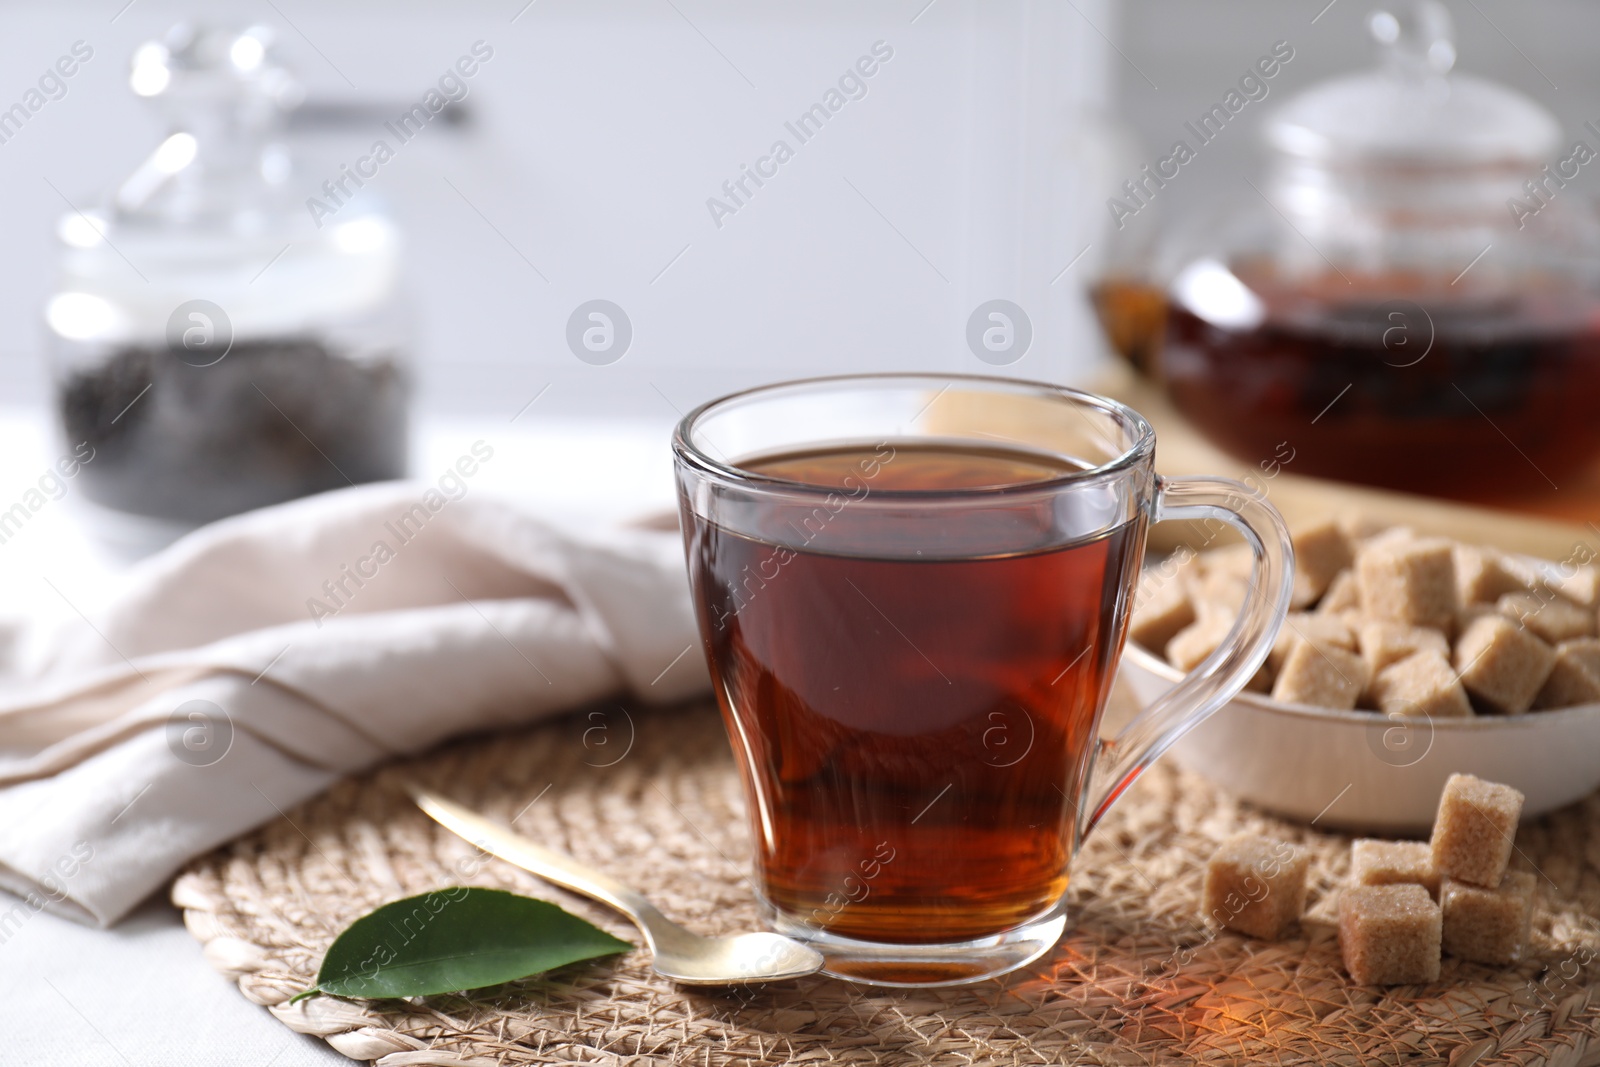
[652,929,826,985]
[410,787,825,986]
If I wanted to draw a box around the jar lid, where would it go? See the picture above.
[47,24,400,347]
[129,23,301,110]
[1263,0,1559,166]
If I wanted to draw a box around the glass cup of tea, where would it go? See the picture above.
[672,374,1293,987]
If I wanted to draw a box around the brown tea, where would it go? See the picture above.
[1161,276,1600,498]
[685,443,1141,944]
[1090,275,1168,377]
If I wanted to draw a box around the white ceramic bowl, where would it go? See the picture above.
[1121,643,1600,835]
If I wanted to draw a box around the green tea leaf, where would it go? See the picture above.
[304,887,631,1000]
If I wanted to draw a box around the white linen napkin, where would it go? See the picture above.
[0,481,709,927]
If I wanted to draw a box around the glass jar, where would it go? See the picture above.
[46,24,409,551]
[1157,1,1600,498]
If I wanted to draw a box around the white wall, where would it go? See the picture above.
[0,0,1115,420]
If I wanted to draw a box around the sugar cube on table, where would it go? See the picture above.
[1441,870,1537,965]
[1318,570,1361,615]
[1430,773,1524,888]
[1455,545,1533,605]
[1202,833,1309,940]
[1358,538,1458,634]
[1351,839,1441,897]
[1291,519,1355,607]
[1338,884,1442,985]
[1271,640,1367,710]
[1130,570,1196,655]
[1358,621,1451,674]
[1454,614,1556,714]
[1370,651,1474,719]
[1496,591,1597,644]
[1536,638,1600,708]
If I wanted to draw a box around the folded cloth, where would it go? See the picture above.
[0,482,708,926]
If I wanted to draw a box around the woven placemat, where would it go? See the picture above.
[173,698,1600,1067]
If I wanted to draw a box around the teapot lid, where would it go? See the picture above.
[1263,0,1558,166]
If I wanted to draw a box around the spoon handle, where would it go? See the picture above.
[410,787,673,946]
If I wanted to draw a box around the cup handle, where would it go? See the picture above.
[1080,474,1295,838]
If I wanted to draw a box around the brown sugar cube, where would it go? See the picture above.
[1430,773,1524,888]
[1358,538,1458,633]
[1291,520,1355,607]
[1535,638,1600,709]
[1295,519,1355,580]
[1496,591,1597,644]
[1189,569,1250,618]
[1130,570,1197,655]
[1166,614,1233,672]
[1202,833,1309,940]
[1351,839,1441,897]
[1454,602,1511,646]
[1455,545,1534,605]
[1454,614,1556,714]
[1369,651,1474,719]
[1553,564,1600,609]
[1441,870,1536,965]
[1166,610,1272,690]
[1318,569,1361,615]
[1271,640,1367,710]
[1358,621,1451,674]
[1338,884,1442,985]
[1269,612,1356,673]
[1201,542,1255,581]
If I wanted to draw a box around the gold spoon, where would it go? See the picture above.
[409,787,824,985]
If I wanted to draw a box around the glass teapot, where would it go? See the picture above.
[1157,1,1600,499]
[46,24,410,552]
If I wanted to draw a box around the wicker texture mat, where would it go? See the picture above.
[174,700,1600,1067]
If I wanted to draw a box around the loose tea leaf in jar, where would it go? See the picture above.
[46,27,412,538]
[61,339,407,525]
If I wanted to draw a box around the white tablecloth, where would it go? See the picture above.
[0,410,678,1067]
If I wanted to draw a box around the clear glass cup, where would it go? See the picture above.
[673,373,1293,987]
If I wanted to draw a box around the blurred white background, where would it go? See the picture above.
[0,0,1115,422]
[0,0,1584,424]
